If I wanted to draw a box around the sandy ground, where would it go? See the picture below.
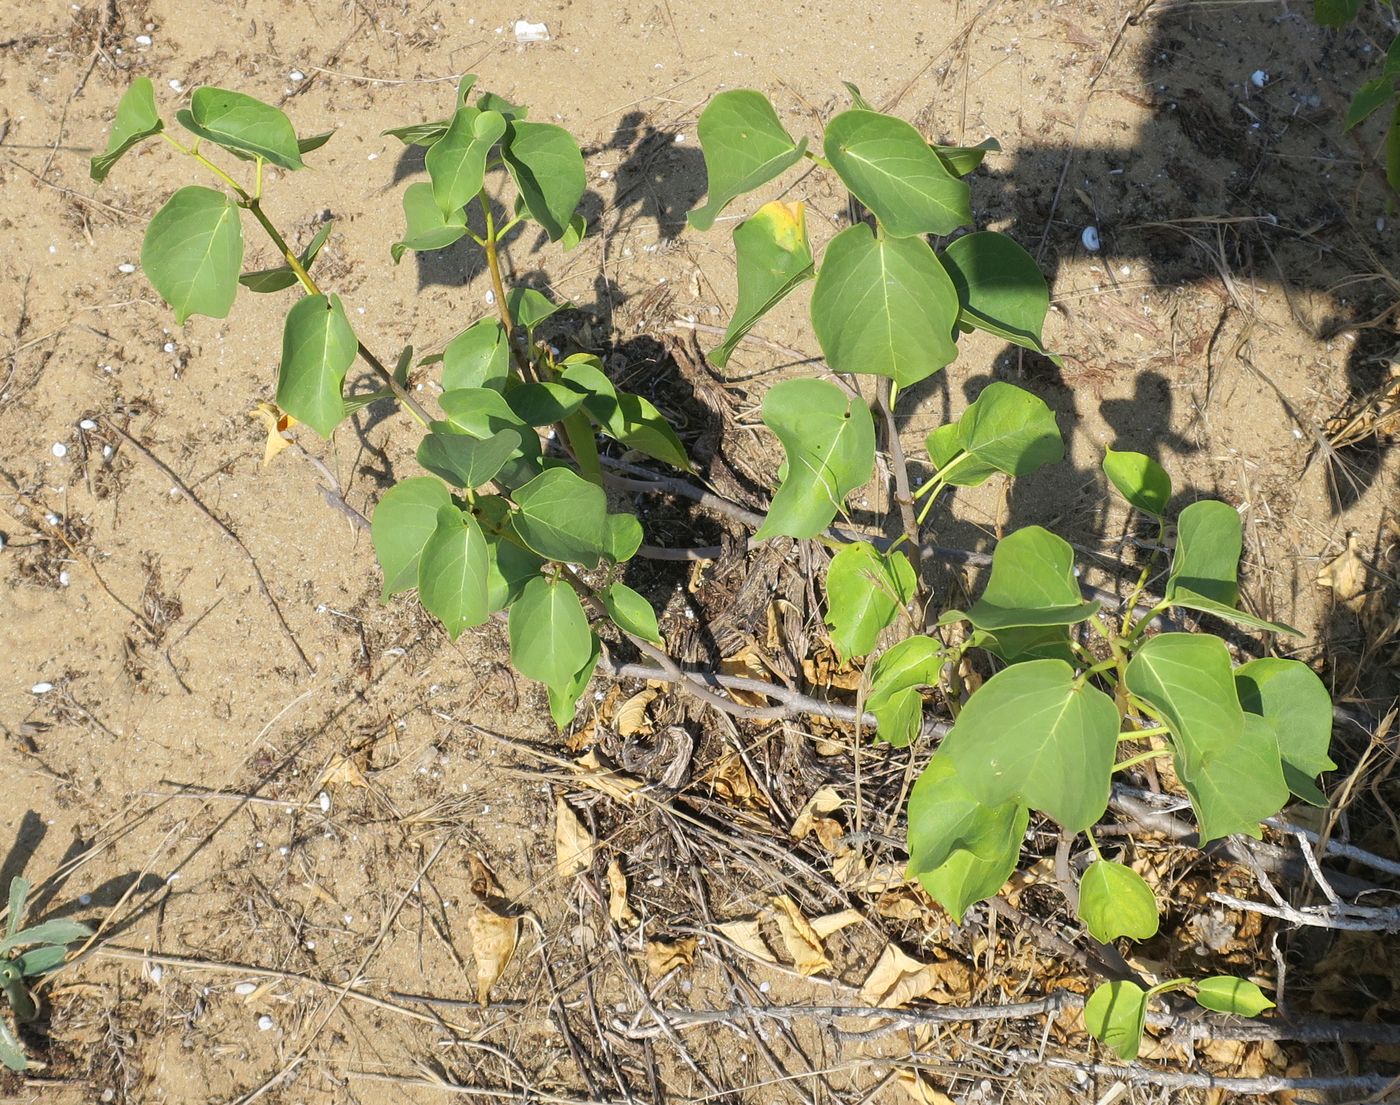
[1,0,1397,1102]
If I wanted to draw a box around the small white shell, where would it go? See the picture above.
[1081,225,1102,252]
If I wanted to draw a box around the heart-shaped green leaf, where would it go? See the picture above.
[477,90,528,121]
[501,120,586,240]
[754,378,876,540]
[1194,976,1275,1016]
[1126,633,1289,842]
[824,541,915,662]
[548,633,601,729]
[963,526,1099,631]
[925,422,999,488]
[559,357,690,471]
[392,181,469,262]
[484,530,543,613]
[1084,981,1149,1060]
[907,752,1027,922]
[932,137,1001,176]
[177,87,303,169]
[688,90,808,231]
[824,109,971,237]
[811,223,960,386]
[941,659,1118,831]
[940,231,1055,357]
[1078,860,1159,943]
[441,319,509,390]
[603,513,644,565]
[1234,657,1337,803]
[141,186,244,324]
[90,77,164,182]
[511,467,608,566]
[1166,501,1298,634]
[506,382,587,426]
[439,388,541,488]
[711,200,815,368]
[509,576,594,693]
[970,624,1076,665]
[275,293,357,437]
[602,582,662,644]
[417,505,491,639]
[1103,448,1172,517]
[954,382,1064,479]
[425,106,507,216]
[867,636,943,747]
[372,477,454,599]
[384,119,451,147]
[416,427,521,489]
[506,286,565,333]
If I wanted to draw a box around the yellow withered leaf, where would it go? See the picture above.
[1317,533,1369,612]
[467,904,518,1005]
[860,943,968,1008]
[607,858,638,927]
[248,402,297,466]
[769,895,832,976]
[615,688,657,738]
[644,935,698,978]
[715,917,777,963]
[810,909,863,939]
[894,1070,956,1105]
[317,751,368,790]
[555,797,595,878]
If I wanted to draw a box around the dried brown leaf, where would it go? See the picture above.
[607,858,638,927]
[317,751,368,790]
[1317,534,1369,612]
[644,935,697,978]
[248,402,297,467]
[615,688,657,738]
[573,750,644,805]
[467,904,518,1005]
[769,895,832,976]
[810,909,863,939]
[894,1070,956,1105]
[715,917,776,963]
[860,943,967,1008]
[555,796,595,878]
[467,854,505,900]
[791,786,842,840]
[705,748,766,808]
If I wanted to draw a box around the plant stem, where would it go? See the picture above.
[1119,724,1170,741]
[1114,747,1172,773]
[480,195,524,371]
[1120,519,1165,635]
[876,380,924,597]
[243,199,432,428]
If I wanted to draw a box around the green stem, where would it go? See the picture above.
[1114,747,1172,773]
[1075,656,1119,685]
[803,150,834,171]
[161,132,248,196]
[1119,724,1169,741]
[914,478,946,528]
[1085,826,1104,861]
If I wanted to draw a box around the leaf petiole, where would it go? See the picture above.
[1114,747,1172,773]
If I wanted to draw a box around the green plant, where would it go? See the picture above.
[1316,2,1400,195]
[0,878,91,1070]
[93,77,1334,1063]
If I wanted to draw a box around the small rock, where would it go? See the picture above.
[514,19,550,42]
[149,965,163,984]
[234,982,257,996]
[318,790,331,813]
[1251,69,1268,88]
[163,342,176,353]
[31,682,54,695]
[289,69,304,82]
[135,34,152,46]
[168,78,183,92]
[257,1014,275,1031]
[58,570,70,587]
[79,418,97,430]
[117,262,137,273]
[51,442,67,458]
[1081,225,1102,252]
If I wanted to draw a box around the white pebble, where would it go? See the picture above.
[163,342,176,353]
[117,262,136,274]
[78,893,91,905]
[149,965,163,984]
[168,79,183,92]
[318,790,331,813]
[1081,225,1101,252]
[102,444,114,459]
[135,34,152,46]
[514,19,550,42]
[674,133,686,143]
[58,570,70,587]
[1251,70,1268,88]
[79,418,97,430]
[257,1014,275,1031]
[31,683,54,695]
[484,289,496,306]
[289,70,304,82]
[51,442,67,458]
[44,512,61,525]
[234,982,257,995]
